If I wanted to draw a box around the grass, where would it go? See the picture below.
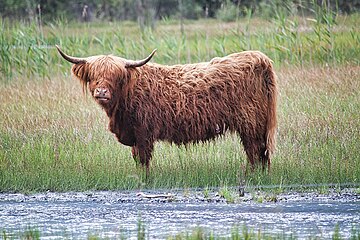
[2,224,360,240]
[0,12,360,192]
[1,13,360,79]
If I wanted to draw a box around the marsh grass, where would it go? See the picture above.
[0,13,359,192]
[1,13,359,80]
[2,224,360,240]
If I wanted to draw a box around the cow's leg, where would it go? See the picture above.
[244,137,270,172]
[131,146,140,165]
[260,142,271,173]
[239,133,261,196]
[256,127,270,172]
[136,140,154,178]
[244,142,259,171]
[240,122,270,171]
[240,134,260,171]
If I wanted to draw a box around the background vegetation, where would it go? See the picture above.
[1,0,360,23]
[0,1,359,192]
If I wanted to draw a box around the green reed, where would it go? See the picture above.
[1,12,359,80]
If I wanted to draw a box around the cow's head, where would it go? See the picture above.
[56,45,156,109]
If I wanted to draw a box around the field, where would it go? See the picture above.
[0,13,359,192]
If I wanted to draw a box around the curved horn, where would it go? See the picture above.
[55,45,87,64]
[125,49,157,68]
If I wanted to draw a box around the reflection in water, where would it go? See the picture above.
[0,191,359,239]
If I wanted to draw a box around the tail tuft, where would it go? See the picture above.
[264,60,277,168]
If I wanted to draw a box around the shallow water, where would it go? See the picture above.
[0,190,359,239]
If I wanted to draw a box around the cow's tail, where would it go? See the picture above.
[263,58,277,169]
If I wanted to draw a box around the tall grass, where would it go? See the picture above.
[1,12,359,80]
[0,12,359,192]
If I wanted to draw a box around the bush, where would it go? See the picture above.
[216,1,238,22]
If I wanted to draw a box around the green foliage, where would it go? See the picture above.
[1,227,41,240]
[1,0,359,23]
[1,11,360,81]
[215,0,239,22]
[137,217,147,240]
[179,0,203,20]
[332,224,342,240]
[218,185,236,203]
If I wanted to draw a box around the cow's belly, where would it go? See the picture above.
[115,132,135,146]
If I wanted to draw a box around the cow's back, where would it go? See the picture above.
[130,51,274,144]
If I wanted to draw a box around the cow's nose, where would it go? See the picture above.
[94,88,107,97]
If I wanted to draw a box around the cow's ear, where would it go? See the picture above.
[71,63,89,82]
[71,63,89,92]
[119,67,138,97]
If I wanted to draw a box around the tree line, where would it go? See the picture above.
[0,0,359,24]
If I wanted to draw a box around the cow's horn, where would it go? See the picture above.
[56,45,87,64]
[125,49,157,68]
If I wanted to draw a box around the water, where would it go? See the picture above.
[0,190,359,239]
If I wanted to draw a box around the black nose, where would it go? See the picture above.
[94,88,107,97]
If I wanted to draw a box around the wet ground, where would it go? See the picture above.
[0,189,359,239]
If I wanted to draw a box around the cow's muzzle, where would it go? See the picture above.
[94,87,111,102]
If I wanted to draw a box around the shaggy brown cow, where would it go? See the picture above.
[56,45,277,175]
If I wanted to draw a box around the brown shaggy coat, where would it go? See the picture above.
[57,48,277,175]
